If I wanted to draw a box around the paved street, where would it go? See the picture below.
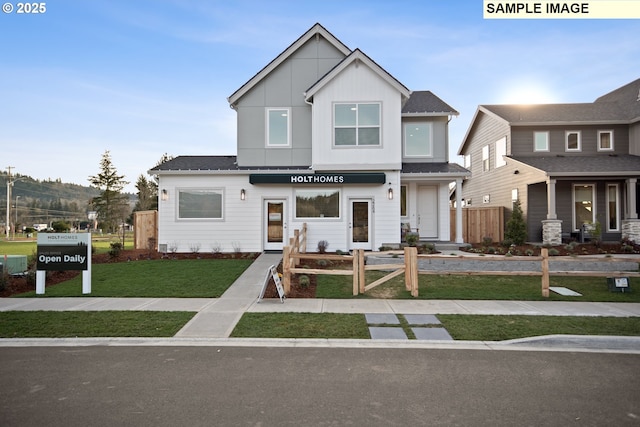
[1,346,639,426]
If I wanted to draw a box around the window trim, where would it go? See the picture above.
[597,130,614,152]
[400,185,408,218]
[533,131,549,152]
[606,183,620,232]
[177,188,224,221]
[403,122,433,157]
[294,188,341,220]
[333,102,381,147]
[482,145,490,172]
[565,130,581,152]
[266,108,291,147]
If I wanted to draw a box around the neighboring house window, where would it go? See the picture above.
[598,130,614,151]
[495,137,506,168]
[400,185,407,217]
[404,123,433,157]
[464,154,470,169]
[178,189,223,219]
[607,183,619,231]
[295,189,340,219]
[573,184,595,231]
[482,145,490,171]
[334,103,380,146]
[534,131,549,152]
[267,108,290,146]
[566,131,581,151]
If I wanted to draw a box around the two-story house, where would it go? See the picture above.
[457,78,640,245]
[150,23,468,253]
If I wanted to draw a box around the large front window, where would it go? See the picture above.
[573,184,594,231]
[404,123,432,156]
[334,103,380,146]
[295,189,340,219]
[178,189,223,219]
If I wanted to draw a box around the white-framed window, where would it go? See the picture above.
[404,123,433,157]
[607,183,619,232]
[334,103,381,146]
[463,154,471,169]
[495,136,507,168]
[566,130,581,151]
[534,131,549,152]
[266,108,290,146]
[178,188,224,220]
[295,189,340,219]
[573,184,595,231]
[482,145,490,171]
[598,130,614,151]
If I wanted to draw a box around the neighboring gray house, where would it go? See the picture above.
[458,78,640,245]
[150,23,468,253]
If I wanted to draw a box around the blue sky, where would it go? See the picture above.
[2,1,639,193]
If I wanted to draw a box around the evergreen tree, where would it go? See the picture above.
[505,198,527,245]
[88,151,130,233]
[132,174,157,212]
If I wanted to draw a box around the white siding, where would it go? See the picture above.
[311,62,403,170]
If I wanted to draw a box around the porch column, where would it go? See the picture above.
[542,178,562,245]
[455,177,464,244]
[546,178,557,219]
[622,178,640,243]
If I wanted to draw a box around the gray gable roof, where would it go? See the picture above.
[150,155,310,173]
[510,154,640,176]
[402,91,459,116]
[595,77,640,122]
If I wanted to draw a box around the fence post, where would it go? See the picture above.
[301,223,307,254]
[541,247,549,298]
[283,245,291,295]
[404,247,419,297]
[293,230,300,266]
[358,250,366,294]
[352,249,359,296]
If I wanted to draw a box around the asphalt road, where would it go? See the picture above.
[1,346,639,426]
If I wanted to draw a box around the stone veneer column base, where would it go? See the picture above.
[622,219,640,243]
[542,219,562,246]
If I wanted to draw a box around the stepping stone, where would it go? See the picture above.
[403,314,441,325]
[549,286,582,296]
[365,313,400,325]
[369,327,407,340]
[412,327,453,341]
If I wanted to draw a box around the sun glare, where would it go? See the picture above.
[498,81,558,105]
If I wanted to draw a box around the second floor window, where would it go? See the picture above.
[566,131,581,151]
[334,103,380,146]
[598,130,614,151]
[482,145,490,171]
[404,123,433,157]
[267,108,290,146]
[534,131,549,152]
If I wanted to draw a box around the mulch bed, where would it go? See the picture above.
[462,242,640,256]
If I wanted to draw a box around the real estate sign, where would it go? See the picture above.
[36,233,92,294]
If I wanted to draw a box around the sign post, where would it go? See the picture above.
[36,233,92,294]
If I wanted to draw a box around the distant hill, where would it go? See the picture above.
[0,172,135,227]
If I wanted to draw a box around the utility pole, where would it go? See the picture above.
[5,166,13,240]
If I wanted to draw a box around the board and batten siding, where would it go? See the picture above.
[310,61,403,170]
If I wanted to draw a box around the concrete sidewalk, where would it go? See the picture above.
[1,252,639,344]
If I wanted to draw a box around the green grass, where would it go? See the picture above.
[231,312,640,341]
[0,234,135,257]
[0,311,195,337]
[231,312,370,339]
[316,273,640,302]
[438,315,640,341]
[15,258,254,298]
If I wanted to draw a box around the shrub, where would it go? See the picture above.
[505,199,527,245]
[487,246,496,254]
[189,242,201,254]
[298,275,311,288]
[317,240,329,253]
[108,242,123,259]
[525,249,534,256]
[405,233,418,247]
[548,248,560,256]
[317,259,329,268]
[482,236,493,246]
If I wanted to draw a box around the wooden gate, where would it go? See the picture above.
[133,210,158,250]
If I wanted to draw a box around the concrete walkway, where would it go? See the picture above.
[1,252,639,348]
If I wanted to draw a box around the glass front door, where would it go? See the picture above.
[264,200,286,251]
[350,199,372,250]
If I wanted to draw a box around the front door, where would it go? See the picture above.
[264,200,286,251]
[349,199,372,250]
[417,186,438,239]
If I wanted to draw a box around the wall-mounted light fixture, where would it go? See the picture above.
[387,186,393,200]
[240,189,246,201]
[161,189,169,201]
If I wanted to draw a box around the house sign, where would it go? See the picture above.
[249,172,386,185]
